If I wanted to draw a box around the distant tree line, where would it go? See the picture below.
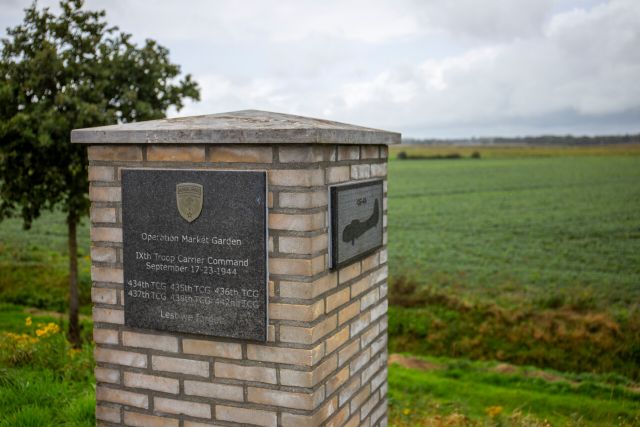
[402,134,640,146]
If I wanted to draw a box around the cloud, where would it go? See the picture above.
[171,0,640,136]
[2,0,639,137]
[77,0,423,44]
[412,0,555,42]
[321,0,640,136]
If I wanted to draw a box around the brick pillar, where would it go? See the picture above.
[74,110,399,427]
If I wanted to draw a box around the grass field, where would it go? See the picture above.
[0,144,639,425]
[0,214,91,313]
[386,145,640,380]
[388,148,640,310]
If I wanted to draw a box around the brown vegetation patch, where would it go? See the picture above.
[492,363,574,385]
[525,369,569,384]
[493,363,518,374]
[391,413,475,427]
[389,353,443,371]
[389,276,471,311]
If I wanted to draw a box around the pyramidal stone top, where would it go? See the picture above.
[71,109,400,145]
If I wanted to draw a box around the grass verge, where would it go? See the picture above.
[388,353,640,426]
[388,278,640,380]
[0,303,94,426]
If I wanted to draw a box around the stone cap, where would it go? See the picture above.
[71,109,401,145]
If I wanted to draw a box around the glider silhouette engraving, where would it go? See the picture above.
[342,199,379,245]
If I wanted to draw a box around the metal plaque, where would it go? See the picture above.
[121,169,268,341]
[329,180,384,269]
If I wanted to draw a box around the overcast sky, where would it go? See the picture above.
[2,0,639,138]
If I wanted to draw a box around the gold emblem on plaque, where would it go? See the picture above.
[176,183,203,222]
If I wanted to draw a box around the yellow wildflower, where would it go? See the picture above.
[4,332,38,345]
[485,406,503,418]
[402,408,411,416]
[35,322,61,338]
[25,316,32,326]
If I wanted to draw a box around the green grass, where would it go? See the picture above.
[388,154,640,313]
[388,354,640,426]
[0,369,95,427]
[0,213,91,313]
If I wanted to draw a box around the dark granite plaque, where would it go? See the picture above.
[329,180,383,269]
[121,169,268,341]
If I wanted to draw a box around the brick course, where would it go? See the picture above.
[208,145,272,163]
[147,145,205,162]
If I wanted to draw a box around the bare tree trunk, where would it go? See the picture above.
[68,213,81,348]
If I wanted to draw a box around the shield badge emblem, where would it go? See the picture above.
[176,183,203,223]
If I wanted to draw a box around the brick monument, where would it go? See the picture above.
[72,110,399,426]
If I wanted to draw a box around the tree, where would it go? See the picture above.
[0,0,200,347]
